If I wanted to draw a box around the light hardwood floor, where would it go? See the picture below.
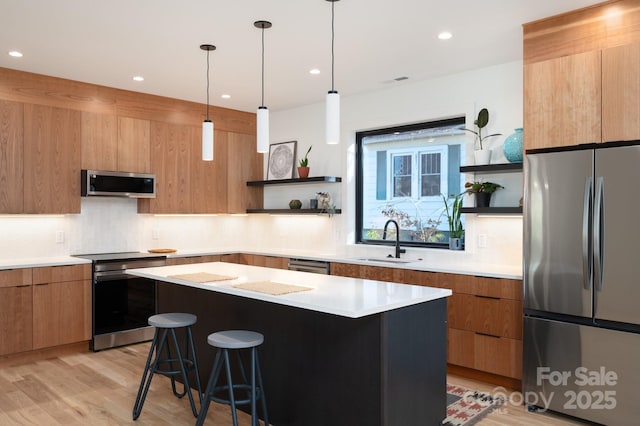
[0,342,590,425]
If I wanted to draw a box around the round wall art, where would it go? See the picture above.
[267,141,297,180]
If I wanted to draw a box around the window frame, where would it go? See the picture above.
[355,117,465,249]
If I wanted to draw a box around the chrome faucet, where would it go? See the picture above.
[382,219,406,259]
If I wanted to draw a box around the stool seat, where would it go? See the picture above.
[207,330,264,349]
[148,312,197,328]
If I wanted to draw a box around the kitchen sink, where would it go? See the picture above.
[355,257,418,264]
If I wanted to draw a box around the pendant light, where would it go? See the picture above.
[255,20,272,153]
[200,44,216,161]
[326,0,340,145]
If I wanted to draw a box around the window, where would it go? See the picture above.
[356,117,466,248]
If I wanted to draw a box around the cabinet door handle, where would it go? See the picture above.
[475,332,501,339]
[34,283,49,287]
[474,294,500,300]
[16,284,32,288]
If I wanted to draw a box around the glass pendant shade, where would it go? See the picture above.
[202,119,214,161]
[326,91,340,145]
[257,106,269,153]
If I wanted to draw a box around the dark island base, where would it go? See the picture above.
[158,282,447,426]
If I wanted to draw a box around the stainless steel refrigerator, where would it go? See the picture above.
[523,143,640,425]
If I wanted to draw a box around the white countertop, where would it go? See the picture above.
[0,248,522,279]
[165,248,523,279]
[0,256,91,270]
[127,262,452,319]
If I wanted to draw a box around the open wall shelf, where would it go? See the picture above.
[460,207,522,214]
[247,176,342,186]
[460,163,522,173]
[246,209,341,215]
[460,163,523,215]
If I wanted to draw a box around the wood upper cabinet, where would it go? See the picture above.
[602,41,640,142]
[81,114,150,172]
[0,268,33,356]
[139,121,193,213]
[81,111,117,171]
[117,116,150,172]
[191,130,227,213]
[524,50,602,150]
[0,100,24,213]
[23,104,81,213]
[32,265,91,349]
[227,132,263,213]
[139,126,263,214]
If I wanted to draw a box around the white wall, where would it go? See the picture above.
[270,60,524,269]
[0,60,523,273]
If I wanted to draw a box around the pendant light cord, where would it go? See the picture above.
[206,49,211,120]
[261,26,265,107]
[331,0,335,92]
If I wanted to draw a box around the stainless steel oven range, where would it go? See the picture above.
[73,252,166,351]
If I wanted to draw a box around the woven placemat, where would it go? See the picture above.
[168,272,238,283]
[233,281,313,296]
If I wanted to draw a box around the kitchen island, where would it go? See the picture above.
[128,262,451,426]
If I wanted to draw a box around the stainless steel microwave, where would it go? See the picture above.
[81,170,156,198]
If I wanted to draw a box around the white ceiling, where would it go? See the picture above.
[1,0,602,113]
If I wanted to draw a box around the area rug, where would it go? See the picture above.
[443,383,505,426]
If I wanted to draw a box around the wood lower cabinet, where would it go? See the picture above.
[169,254,289,270]
[223,254,290,270]
[166,255,222,266]
[447,328,522,380]
[0,269,33,356]
[32,265,91,350]
[330,262,523,384]
[243,254,289,269]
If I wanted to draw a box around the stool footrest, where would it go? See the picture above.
[209,383,265,406]
[154,358,197,377]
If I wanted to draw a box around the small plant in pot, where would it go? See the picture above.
[465,181,504,208]
[465,108,501,165]
[442,194,464,250]
[298,145,312,178]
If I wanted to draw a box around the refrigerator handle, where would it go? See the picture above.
[594,176,605,291]
[582,177,593,291]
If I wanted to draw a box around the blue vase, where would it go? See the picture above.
[503,128,523,163]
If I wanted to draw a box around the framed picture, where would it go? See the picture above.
[267,141,297,180]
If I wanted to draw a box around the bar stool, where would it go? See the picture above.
[132,313,202,420]
[196,330,268,426]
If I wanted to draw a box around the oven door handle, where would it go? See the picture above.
[94,271,143,282]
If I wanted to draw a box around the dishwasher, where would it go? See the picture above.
[288,258,330,274]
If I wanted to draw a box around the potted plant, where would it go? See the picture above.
[465,181,504,208]
[298,145,312,178]
[465,108,501,165]
[442,194,464,250]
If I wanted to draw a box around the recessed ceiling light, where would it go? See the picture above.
[133,76,144,82]
[8,50,23,57]
[309,68,321,75]
[438,31,453,40]
[221,94,231,99]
